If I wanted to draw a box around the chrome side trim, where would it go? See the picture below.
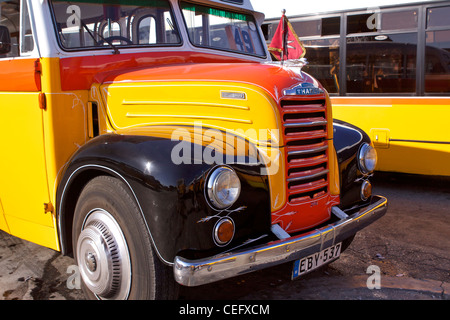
[174,196,387,287]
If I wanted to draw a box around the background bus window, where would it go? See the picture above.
[345,8,418,94]
[425,6,450,94]
[346,33,417,94]
[290,20,321,37]
[302,38,340,94]
[381,10,418,30]
[425,31,450,93]
[287,17,340,94]
[290,16,340,37]
[347,10,418,33]
[347,13,378,34]
[427,6,450,28]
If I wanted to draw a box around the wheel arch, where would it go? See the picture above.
[57,165,117,256]
[57,163,173,266]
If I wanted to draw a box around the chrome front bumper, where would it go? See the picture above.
[174,195,387,287]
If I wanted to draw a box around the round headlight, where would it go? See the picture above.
[206,166,241,209]
[358,143,377,174]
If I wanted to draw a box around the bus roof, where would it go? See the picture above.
[262,0,448,20]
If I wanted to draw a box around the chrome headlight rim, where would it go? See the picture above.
[360,180,373,201]
[206,166,241,210]
[358,143,377,174]
[213,217,235,247]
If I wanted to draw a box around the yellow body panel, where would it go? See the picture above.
[0,198,9,232]
[0,91,58,249]
[6,215,58,250]
[0,92,51,226]
[259,145,286,212]
[328,141,340,196]
[40,58,89,203]
[101,82,282,146]
[332,97,450,176]
[0,58,90,250]
[326,94,339,196]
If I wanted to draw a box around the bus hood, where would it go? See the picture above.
[95,62,327,139]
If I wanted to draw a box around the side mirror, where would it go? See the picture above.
[0,26,11,54]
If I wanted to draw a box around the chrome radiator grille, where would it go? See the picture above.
[281,99,330,204]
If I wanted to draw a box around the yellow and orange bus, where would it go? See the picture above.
[0,0,388,299]
[264,1,450,176]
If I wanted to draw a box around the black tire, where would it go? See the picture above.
[72,175,178,300]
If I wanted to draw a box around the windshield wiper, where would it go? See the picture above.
[80,19,120,55]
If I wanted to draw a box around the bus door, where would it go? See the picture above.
[0,0,55,248]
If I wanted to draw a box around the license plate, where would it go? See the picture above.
[292,243,342,280]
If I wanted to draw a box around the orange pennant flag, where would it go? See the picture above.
[269,12,306,61]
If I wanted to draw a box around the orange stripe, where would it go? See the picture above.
[59,51,254,91]
[0,58,41,92]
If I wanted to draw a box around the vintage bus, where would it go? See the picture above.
[264,1,450,176]
[0,0,387,299]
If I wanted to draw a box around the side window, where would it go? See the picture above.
[138,16,157,44]
[21,0,34,54]
[425,6,450,93]
[0,0,34,58]
[346,10,418,94]
[0,1,20,57]
[292,17,341,94]
[302,38,340,94]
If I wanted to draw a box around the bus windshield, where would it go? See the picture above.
[180,2,266,58]
[50,0,181,50]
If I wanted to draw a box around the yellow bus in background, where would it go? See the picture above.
[264,1,450,176]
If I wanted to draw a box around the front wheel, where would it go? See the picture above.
[72,175,178,300]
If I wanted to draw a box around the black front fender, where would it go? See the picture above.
[333,119,372,209]
[57,131,271,264]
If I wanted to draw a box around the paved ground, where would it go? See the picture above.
[1,172,449,300]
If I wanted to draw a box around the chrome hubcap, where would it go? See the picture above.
[77,209,131,300]
[85,252,97,272]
